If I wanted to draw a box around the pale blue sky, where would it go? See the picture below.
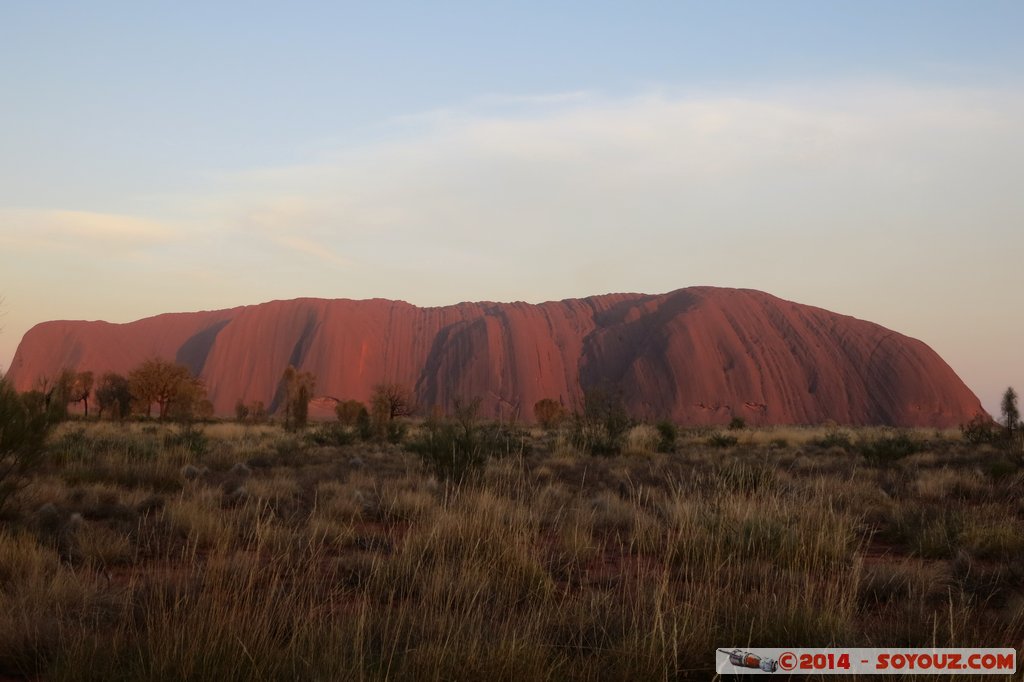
[1,2,1022,416]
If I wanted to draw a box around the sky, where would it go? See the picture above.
[1,1,1022,417]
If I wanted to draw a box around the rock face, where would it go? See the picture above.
[5,287,984,427]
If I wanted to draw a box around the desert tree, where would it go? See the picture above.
[335,399,368,427]
[55,368,77,417]
[129,358,204,420]
[0,310,49,511]
[280,366,316,430]
[235,399,268,424]
[533,398,568,429]
[452,396,482,438]
[96,372,132,419]
[68,370,94,417]
[1001,386,1019,436]
[34,370,73,420]
[168,377,212,421]
[20,390,47,417]
[249,400,267,423]
[34,375,52,402]
[371,382,412,421]
[573,385,631,456]
[0,376,49,512]
[370,382,412,438]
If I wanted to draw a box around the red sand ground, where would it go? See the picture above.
[5,287,984,427]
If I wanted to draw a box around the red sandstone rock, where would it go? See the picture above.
[5,287,984,427]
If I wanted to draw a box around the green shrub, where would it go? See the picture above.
[356,409,373,441]
[335,400,368,427]
[983,458,1017,482]
[162,424,208,455]
[572,387,631,456]
[655,420,677,453]
[811,428,852,450]
[477,422,531,458]
[707,432,739,448]
[51,429,160,464]
[859,433,924,466]
[385,420,408,445]
[410,397,526,478]
[409,420,486,480]
[533,398,568,429]
[728,416,746,430]
[307,424,356,447]
[960,414,1001,445]
[0,378,51,511]
[881,504,963,559]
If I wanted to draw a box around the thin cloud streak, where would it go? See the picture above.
[273,235,352,268]
[205,85,1023,259]
[0,209,178,250]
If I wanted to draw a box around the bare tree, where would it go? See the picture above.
[68,371,94,418]
[369,383,413,440]
[34,369,74,420]
[371,383,412,421]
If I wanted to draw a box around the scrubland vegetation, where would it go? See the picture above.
[0,400,1022,680]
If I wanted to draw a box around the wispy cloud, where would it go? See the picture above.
[0,209,177,250]
[204,85,1024,262]
[273,234,352,267]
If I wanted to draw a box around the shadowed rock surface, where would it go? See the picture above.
[6,287,984,426]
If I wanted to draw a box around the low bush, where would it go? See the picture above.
[983,458,1017,482]
[533,398,568,430]
[655,420,677,453]
[859,433,925,466]
[335,400,368,427]
[571,388,631,456]
[0,378,50,512]
[409,420,487,480]
[707,432,738,448]
[811,428,852,450]
[960,414,1001,445]
[307,424,355,447]
[162,424,208,456]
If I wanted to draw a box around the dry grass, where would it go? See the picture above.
[623,424,661,455]
[0,421,1020,680]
